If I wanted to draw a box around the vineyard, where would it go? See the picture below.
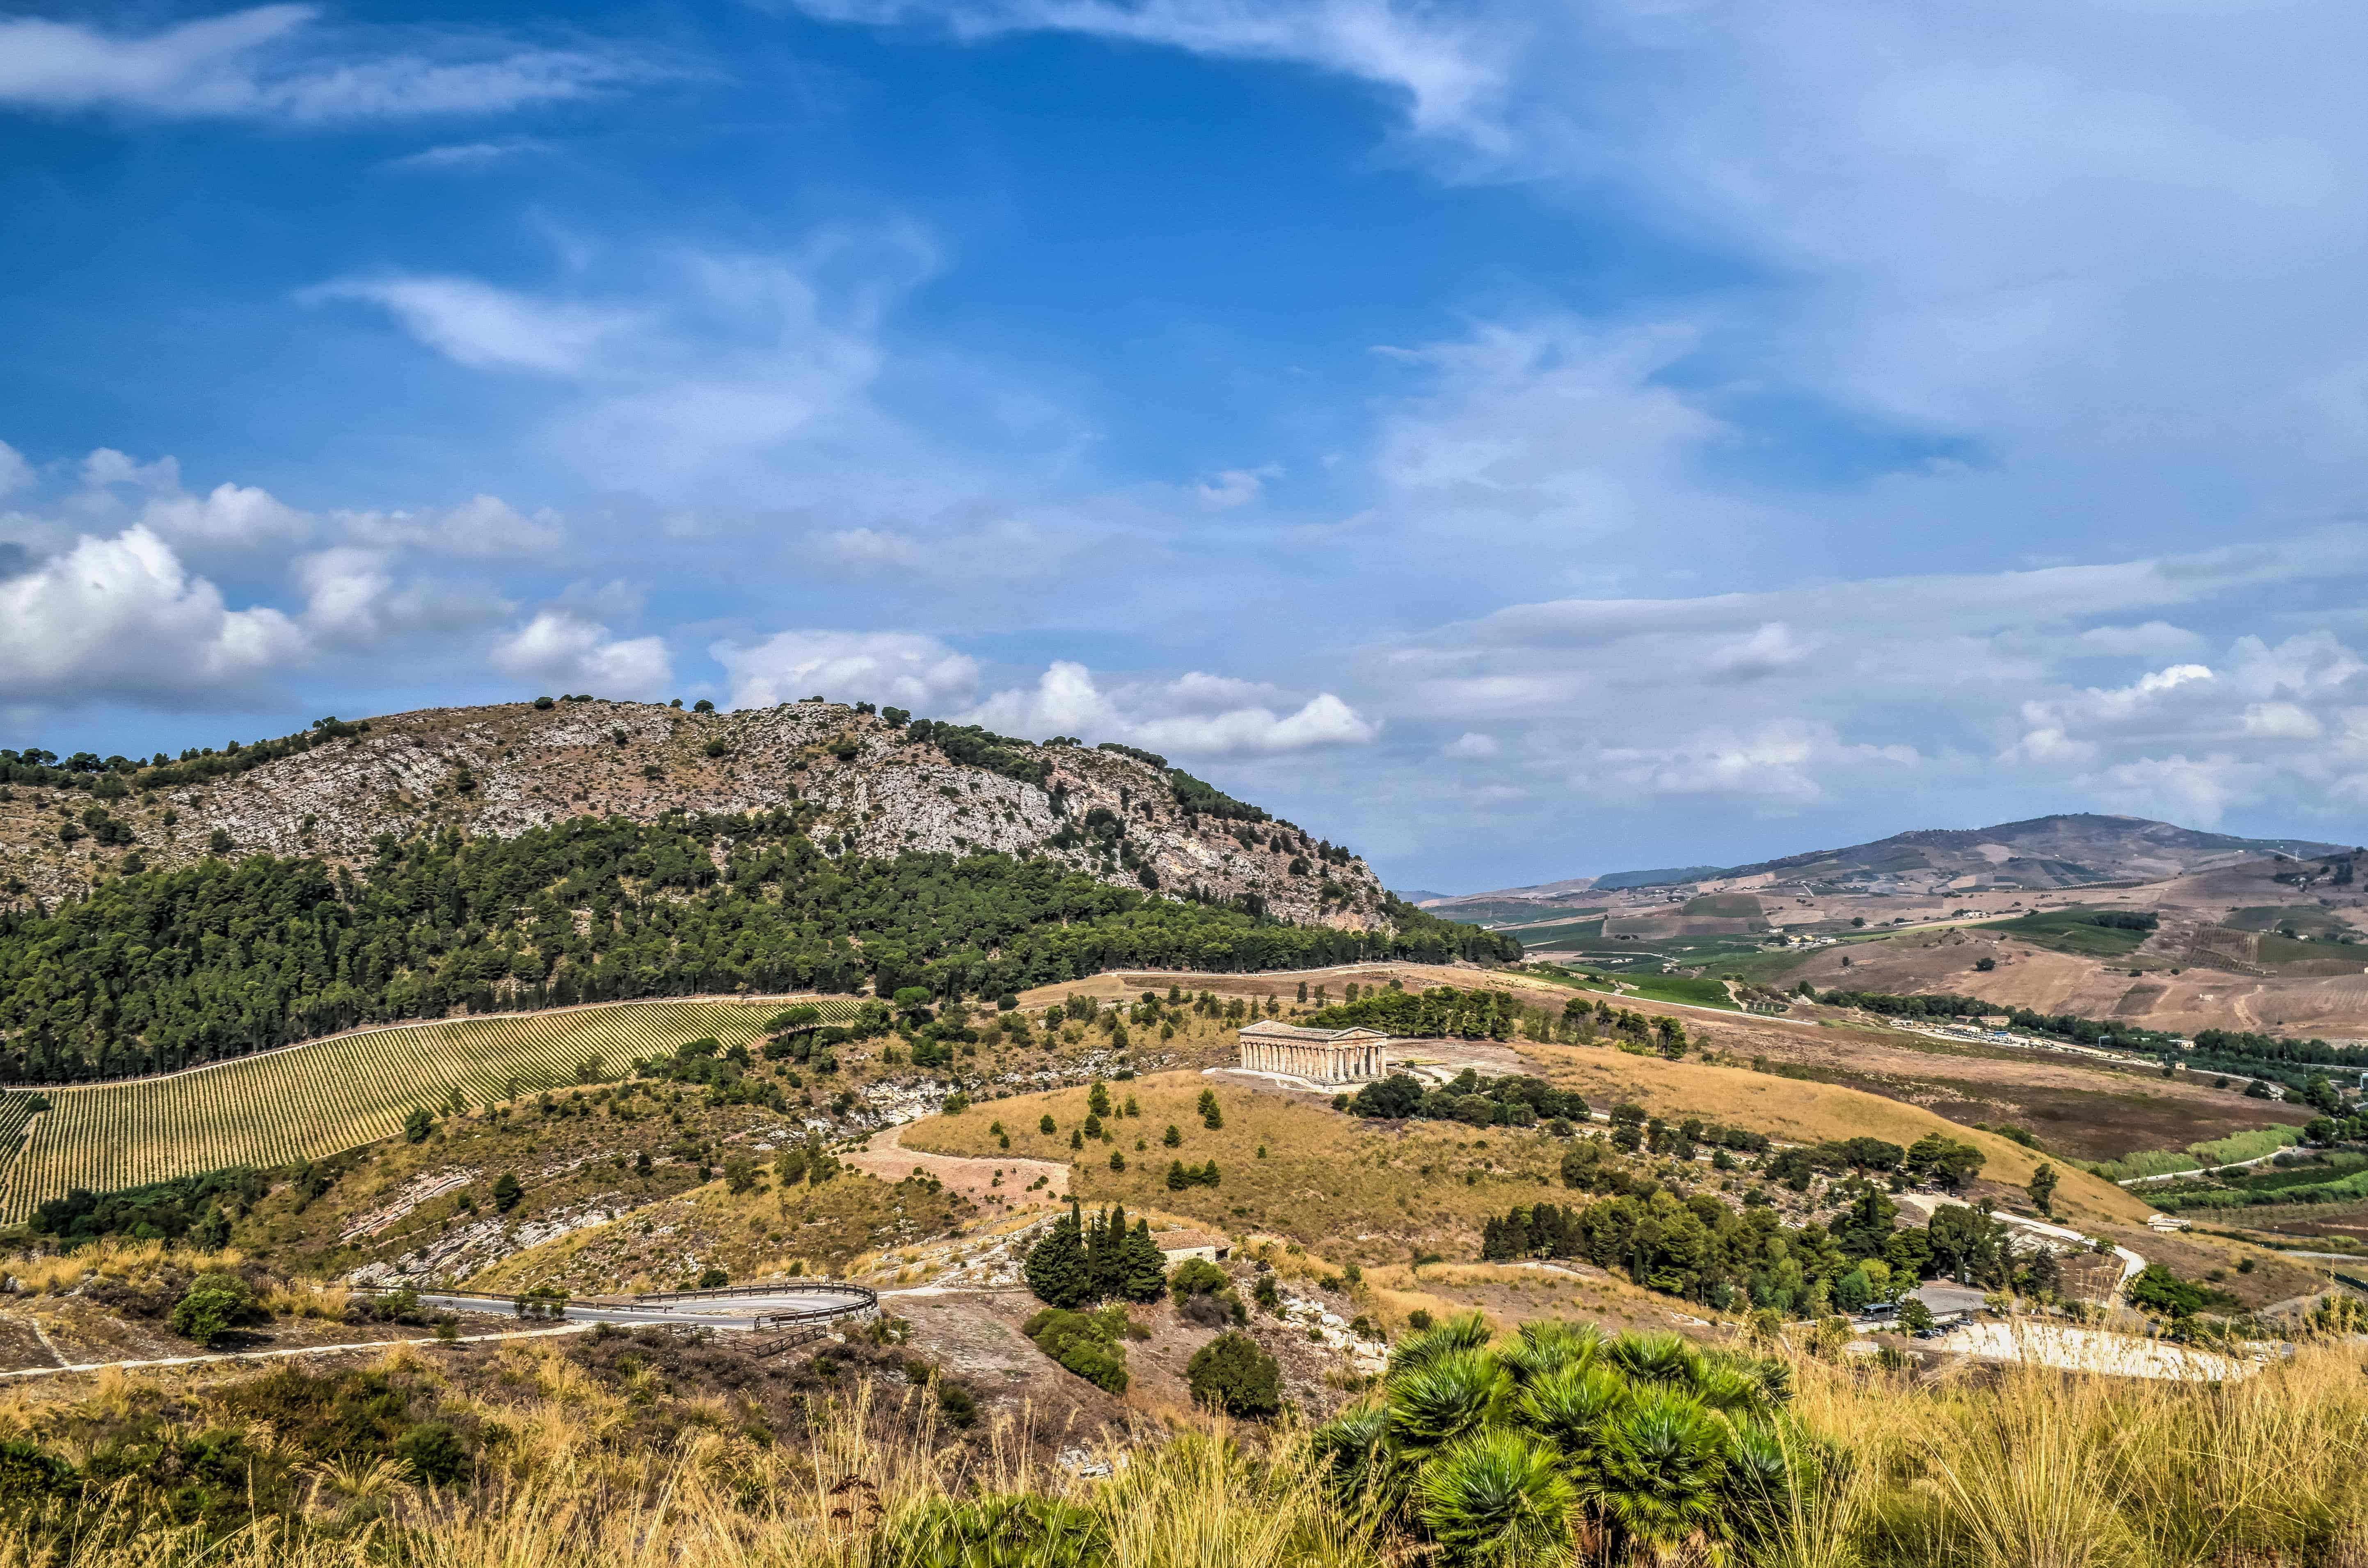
[0,998,860,1221]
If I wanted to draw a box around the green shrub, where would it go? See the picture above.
[876,1493,1109,1568]
[169,1271,262,1344]
[1185,1333,1281,1418]
[397,1422,469,1486]
[1023,1307,1130,1394]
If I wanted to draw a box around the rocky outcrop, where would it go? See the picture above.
[0,700,1388,928]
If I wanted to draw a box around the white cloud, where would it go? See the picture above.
[714,630,981,711]
[1195,467,1273,507]
[0,527,300,707]
[494,611,671,698]
[0,441,33,497]
[385,136,557,172]
[0,6,643,123]
[1375,318,1721,535]
[1443,731,1498,758]
[802,517,1091,584]
[306,277,641,375]
[312,237,941,493]
[329,494,565,560]
[792,0,1519,149]
[964,660,1378,756]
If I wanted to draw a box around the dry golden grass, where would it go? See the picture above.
[1519,1041,2153,1226]
[5,1311,2368,1568]
[901,1070,1595,1265]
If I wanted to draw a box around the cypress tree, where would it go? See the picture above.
[1121,1219,1167,1301]
[1025,1202,1090,1307]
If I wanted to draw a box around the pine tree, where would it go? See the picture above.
[1088,1081,1112,1118]
[1025,1203,1090,1307]
[1167,1160,1190,1191]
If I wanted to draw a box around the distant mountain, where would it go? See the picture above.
[1393,888,1451,904]
[1429,814,2354,911]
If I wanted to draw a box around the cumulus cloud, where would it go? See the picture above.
[494,611,671,698]
[964,660,1377,756]
[0,6,646,123]
[1443,731,1498,758]
[0,437,584,713]
[0,527,300,707]
[714,630,981,711]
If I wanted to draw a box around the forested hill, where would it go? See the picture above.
[0,809,1517,1084]
[0,697,1386,927]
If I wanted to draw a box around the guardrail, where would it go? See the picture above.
[365,1281,879,1332]
[637,1280,871,1305]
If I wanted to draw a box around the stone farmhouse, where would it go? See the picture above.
[1236,1020,1389,1084]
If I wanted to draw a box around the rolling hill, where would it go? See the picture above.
[0,700,1513,1085]
[1429,814,2352,912]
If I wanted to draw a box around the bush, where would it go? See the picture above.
[1186,1332,1281,1418]
[1023,1307,1130,1394]
[169,1271,262,1344]
[1169,1257,1230,1302]
[0,1439,75,1503]
[397,1422,469,1486]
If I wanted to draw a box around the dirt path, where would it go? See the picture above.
[0,1321,591,1382]
[843,1122,1071,1212]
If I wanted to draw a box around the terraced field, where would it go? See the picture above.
[0,997,859,1219]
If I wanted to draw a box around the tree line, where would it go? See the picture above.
[0,811,1515,1084]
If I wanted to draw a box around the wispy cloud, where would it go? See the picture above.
[0,6,652,123]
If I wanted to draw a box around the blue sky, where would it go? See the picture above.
[9,1,2368,893]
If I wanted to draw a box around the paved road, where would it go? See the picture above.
[1894,1191,2147,1291]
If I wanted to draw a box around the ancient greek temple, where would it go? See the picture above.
[1237,1020,1389,1083]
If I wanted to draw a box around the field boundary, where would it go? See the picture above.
[5,991,857,1097]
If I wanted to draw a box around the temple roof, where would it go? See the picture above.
[1238,1021,1388,1043]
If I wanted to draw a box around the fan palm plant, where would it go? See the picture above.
[1592,1387,1732,1562]
[1387,1310,1495,1378]
[1602,1330,1702,1390]
[1413,1428,1576,1568]
[1498,1318,1604,1388]
[1386,1349,1509,1458]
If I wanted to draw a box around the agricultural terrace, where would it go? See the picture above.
[0,998,854,1219]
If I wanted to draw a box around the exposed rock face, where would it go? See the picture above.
[0,700,1388,928]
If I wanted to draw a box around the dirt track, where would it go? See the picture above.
[842,1122,1071,1212]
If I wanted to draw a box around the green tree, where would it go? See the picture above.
[1163,1124,1182,1147]
[2028,1162,2059,1217]
[403,1107,434,1144]
[1025,1203,1091,1308]
[723,1154,758,1194]
[1896,1297,1936,1333]
[492,1172,524,1212]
